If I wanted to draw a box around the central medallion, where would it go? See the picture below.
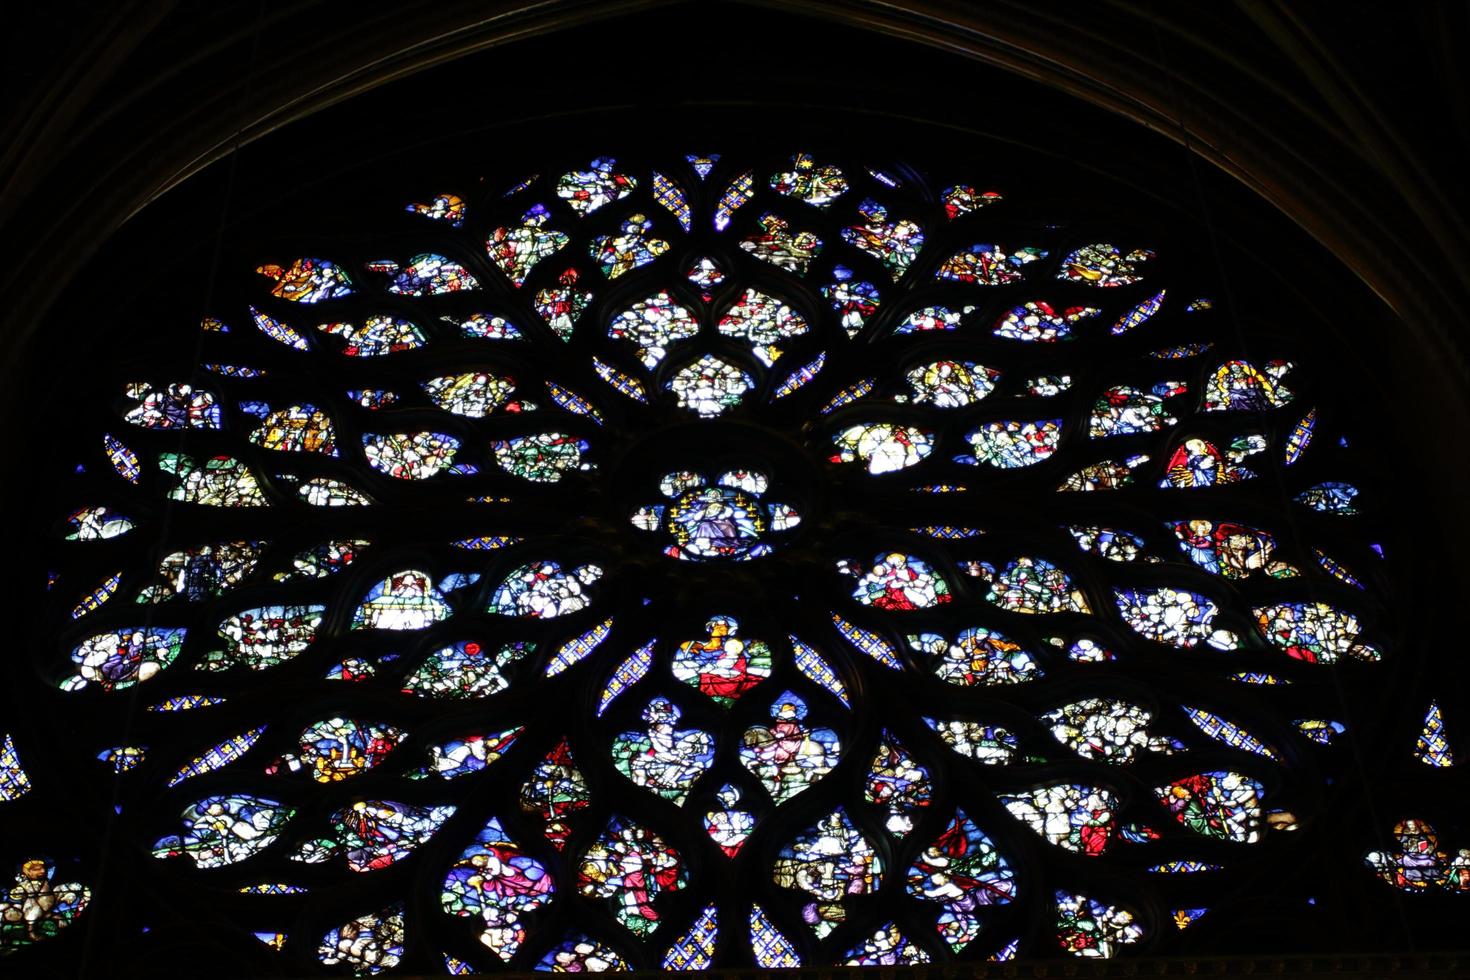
[668,485,767,559]
[630,468,800,561]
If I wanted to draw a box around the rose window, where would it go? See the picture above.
[8,150,1416,973]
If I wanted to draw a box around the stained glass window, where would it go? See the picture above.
[13,150,1410,972]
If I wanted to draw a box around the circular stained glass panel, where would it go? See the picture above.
[26,151,1395,971]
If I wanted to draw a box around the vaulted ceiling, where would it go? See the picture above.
[4,1,1464,348]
